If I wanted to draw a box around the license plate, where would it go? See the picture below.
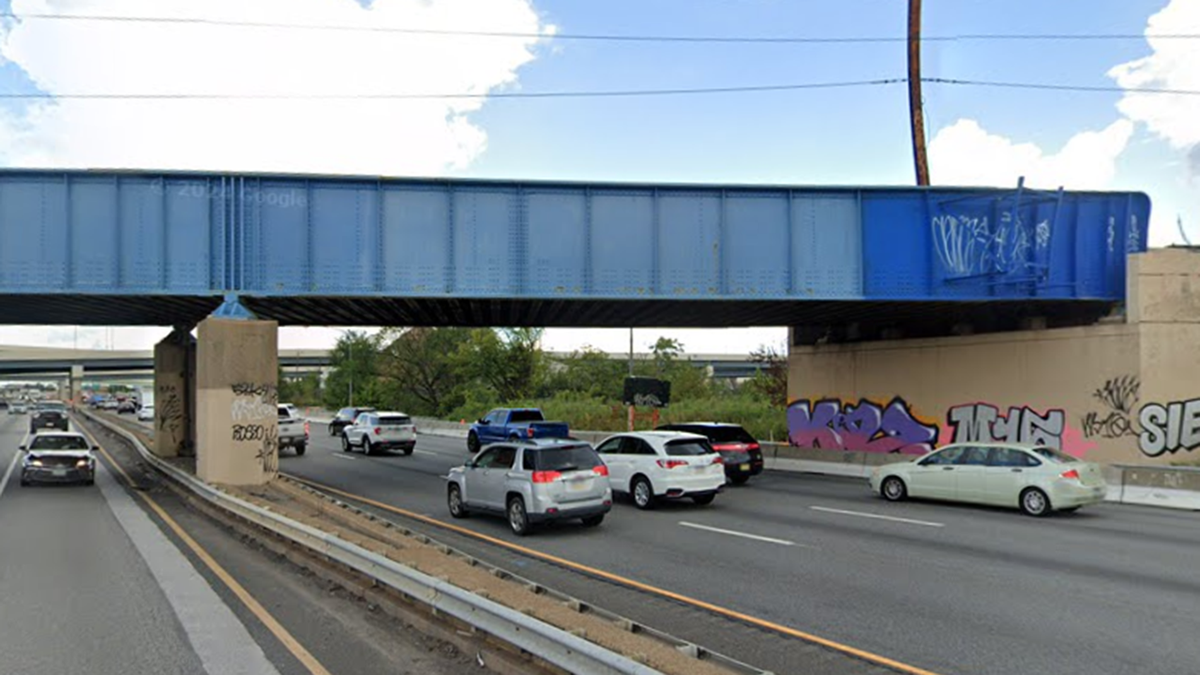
[739,463,750,471]
[52,468,67,477]
[567,480,589,492]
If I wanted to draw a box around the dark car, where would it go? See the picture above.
[655,422,764,485]
[328,407,376,436]
[29,401,70,433]
[117,399,137,414]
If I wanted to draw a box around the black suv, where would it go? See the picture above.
[328,407,377,436]
[655,422,764,485]
[30,401,70,433]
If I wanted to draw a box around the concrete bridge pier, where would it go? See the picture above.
[194,299,279,486]
[153,328,195,459]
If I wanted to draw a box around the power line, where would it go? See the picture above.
[0,78,1196,101]
[0,78,906,100]
[926,77,1200,96]
[1,12,1196,44]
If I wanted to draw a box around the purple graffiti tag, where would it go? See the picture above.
[789,397,938,454]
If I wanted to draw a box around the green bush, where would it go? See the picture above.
[446,391,788,442]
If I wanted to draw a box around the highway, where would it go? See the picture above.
[272,425,1200,675]
[0,413,493,675]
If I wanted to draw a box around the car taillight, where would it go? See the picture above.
[1060,469,1081,480]
[532,470,562,483]
[712,456,724,465]
[304,421,310,435]
[656,459,688,469]
[374,427,382,435]
[594,465,609,476]
[747,442,760,451]
[712,443,749,453]
[527,427,534,437]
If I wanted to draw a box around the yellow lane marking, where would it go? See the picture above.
[78,424,333,675]
[286,473,946,675]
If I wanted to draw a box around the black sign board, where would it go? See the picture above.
[622,377,671,408]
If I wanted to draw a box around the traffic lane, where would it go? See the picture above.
[83,423,488,675]
[287,431,1200,675]
[0,418,209,675]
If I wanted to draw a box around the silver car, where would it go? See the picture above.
[870,443,1108,517]
[446,439,612,535]
[20,432,99,486]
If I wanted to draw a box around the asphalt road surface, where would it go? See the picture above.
[0,412,488,675]
[278,425,1200,675]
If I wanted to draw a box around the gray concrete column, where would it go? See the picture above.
[69,365,84,405]
[195,317,279,485]
[154,328,196,458]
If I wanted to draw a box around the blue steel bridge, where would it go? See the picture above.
[0,170,1149,342]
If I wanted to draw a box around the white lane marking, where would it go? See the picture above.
[0,450,19,500]
[810,505,944,528]
[678,521,802,547]
[332,453,357,461]
[94,461,282,675]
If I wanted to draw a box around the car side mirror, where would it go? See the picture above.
[92,445,100,451]
[18,445,25,451]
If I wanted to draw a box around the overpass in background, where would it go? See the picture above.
[0,344,765,380]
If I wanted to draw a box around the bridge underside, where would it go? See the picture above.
[0,293,1114,339]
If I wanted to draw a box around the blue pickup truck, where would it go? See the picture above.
[467,408,570,453]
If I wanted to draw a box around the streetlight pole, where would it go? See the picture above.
[347,337,354,407]
[907,0,930,186]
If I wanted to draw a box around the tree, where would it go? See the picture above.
[650,337,684,377]
[376,327,473,416]
[322,330,380,409]
[459,328,544,402]
[746,343,788,407]
[542,346,627,399]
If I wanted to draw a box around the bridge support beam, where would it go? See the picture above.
[153,328,195,458]
[195,316,279,486]
[68,364,84,405]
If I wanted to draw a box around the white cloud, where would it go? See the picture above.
[928,118,1134,190]
[1109,0,1200,163]
[0,0,548,174]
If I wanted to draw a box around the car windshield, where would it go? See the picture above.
[531,446,601,471]
[508,410,545,423]
[1030,446,1080,463]
[28,436,89,451]
[664,439,713,456]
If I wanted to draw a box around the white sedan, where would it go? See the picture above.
[137,405,155,422]
[870,443,1108,517]
[595,431,725,509]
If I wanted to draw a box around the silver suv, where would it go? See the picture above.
[446,439,612,536]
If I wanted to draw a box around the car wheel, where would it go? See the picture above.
[581,514,604,527]
[730,474,750,486]
[447,484,469,518]
[692,493,715,506]
[507,496,530,536]
[329,425,337,437]
[508,434,520,443]
[632,476,655,510]
[341,434,351,452]
[1020,487,1051,517]
[881,476,908,502]
[466,432,480,454]
[294,443,307,457]
[363,439,374,456]
[403,445,414,456]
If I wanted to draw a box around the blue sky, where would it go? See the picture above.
[0,0,1195,353]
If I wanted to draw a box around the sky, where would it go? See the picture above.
[0,0,1197,355]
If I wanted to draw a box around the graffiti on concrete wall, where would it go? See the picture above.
[1138,398,1200,457]
[230,382,278,474]
[788,397,938,454]
[944,403,1066,449]
[157,382,184,444]
[1082,376,1140,439]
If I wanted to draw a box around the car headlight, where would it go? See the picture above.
[29,459,43,467]
[76,459,90,469]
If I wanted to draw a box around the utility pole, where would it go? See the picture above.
[627,328,635,431]
[347,338,354,407]
[908,0,930,186]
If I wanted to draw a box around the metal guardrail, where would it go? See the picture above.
[79,408,665,675]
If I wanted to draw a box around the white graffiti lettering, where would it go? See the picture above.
[946,403,1065,449]
[1138,399,1200,457]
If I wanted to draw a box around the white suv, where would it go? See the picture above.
[595,431,725,509]
[342,411,416,456]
